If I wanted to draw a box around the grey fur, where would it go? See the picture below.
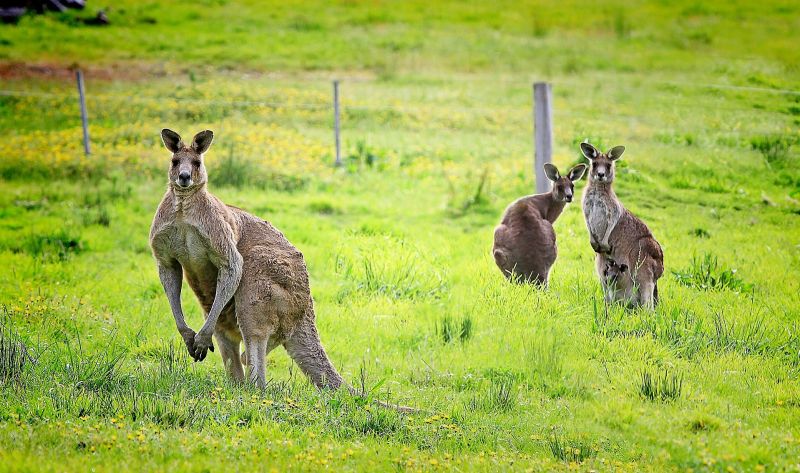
[601,259,635,306]
[581,142,664,308]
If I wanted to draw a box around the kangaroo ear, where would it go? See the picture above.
[543,163,560,182]
[191,130,214,154]
[567,163,587,182]
[607,146,625,160]
[580,142,600,160]
[161,129,183,153]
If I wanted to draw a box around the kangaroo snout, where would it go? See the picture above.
[177,171,192,187]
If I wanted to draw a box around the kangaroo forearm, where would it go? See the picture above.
[158,263,190,333]
[600,224,615,246]
[600,206,622,246]
[198,264,242,335]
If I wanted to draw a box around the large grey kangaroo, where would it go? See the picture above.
[580,142,663,308]
[149,129,414,412]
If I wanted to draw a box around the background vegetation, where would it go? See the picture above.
[1,0,798,471]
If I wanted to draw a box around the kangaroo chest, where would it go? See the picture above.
[583,188,621,241]
[157,221,220,295]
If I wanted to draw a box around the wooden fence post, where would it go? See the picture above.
[333,80,342,167]
[533,82,553,194]
[76,70,90,156]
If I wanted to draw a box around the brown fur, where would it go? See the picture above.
[580,142,664,308]
[492,163,586,286]
[149,129,416,413]
[149,129,342,390]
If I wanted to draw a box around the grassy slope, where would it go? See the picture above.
[1,1,799,471]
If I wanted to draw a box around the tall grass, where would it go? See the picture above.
[672,253,752,292]
[335,239,448,300]
[639,368,684,402]
[436,315,474,344]
[0,323,30,384]
[12,230,84,262]
[547,431,597,463]
[750,134,798,168]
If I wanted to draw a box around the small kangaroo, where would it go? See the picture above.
[149,130,414,412]
[492,163,587,285]
[601,259,634,306]
[580,142,663,308]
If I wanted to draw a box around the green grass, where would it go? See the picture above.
[1,0,800,471]
[672,253,753,292]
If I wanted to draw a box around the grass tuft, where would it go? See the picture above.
[750,134,798,168]
[335,240,448,300]
[346,140,386,171]
[436,315,473,344]
[547,431,597,463]
[711,312,772,356]
[672,253,752,292]
[63,338,128,393]
[446,169,491,216]
[639,367,683,402]
[468,378,517,412]
[0,322,31,384]
[15,230,83,262]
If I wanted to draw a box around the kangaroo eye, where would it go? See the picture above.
[171,159,179,167]
[192,160,201,167]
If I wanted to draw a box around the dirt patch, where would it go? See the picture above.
[0,60,384,83]
[0,61,168,81]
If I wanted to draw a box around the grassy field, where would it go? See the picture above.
[1,0,799,471]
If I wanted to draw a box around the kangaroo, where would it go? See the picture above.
[492,163,587,286]
[149,129,415,412]
[601,259,635,306]
[580,142,663,308]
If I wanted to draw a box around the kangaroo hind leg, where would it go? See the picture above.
[634,266,656,309]
[214,330,244,383]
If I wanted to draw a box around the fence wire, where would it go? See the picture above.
[2,76,796,160]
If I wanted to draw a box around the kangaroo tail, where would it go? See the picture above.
[653,281,659,306]
[284,305,420,414]
[284,314,345,390]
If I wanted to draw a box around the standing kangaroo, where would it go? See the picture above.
[580,142,663,308]
[492,163,587,285]
[149,129,355,394]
